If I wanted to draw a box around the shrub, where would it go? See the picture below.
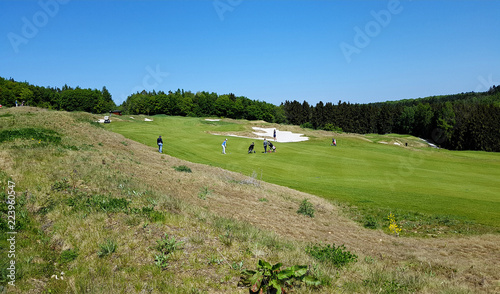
[300,122,314,129]
[239,259,320,293]
[363,215,379,229]
[306,243,358,268]
[323,123,343,133]
[297,199,315,218]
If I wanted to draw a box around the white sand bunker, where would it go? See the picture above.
[205,119,220,121]
[144,118,153,121]
[224,127,308,143]
[252,127,308,143]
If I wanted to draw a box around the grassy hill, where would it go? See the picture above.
[1,107,500,293]
[105,115,500,231]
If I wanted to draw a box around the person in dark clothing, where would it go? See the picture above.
[157,135,163,153]
[263,139,268,153]
[248,142,255,153]
[268,141,276,152]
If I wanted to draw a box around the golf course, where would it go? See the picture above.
[2,107,500,293]
[106,115,500,229]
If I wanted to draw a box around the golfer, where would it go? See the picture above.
[222,138,227,154]
[263,139,268,153]
[273,129,277,141]
[157,135,163,153]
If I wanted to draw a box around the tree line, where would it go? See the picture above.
[282,87,500,152]
[0,77,116,114]
[120,89,285,123]
[1,76,498,151]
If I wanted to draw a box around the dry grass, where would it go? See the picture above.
[1,107,499,293]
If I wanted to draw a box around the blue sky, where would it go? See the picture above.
[1,0,499,106]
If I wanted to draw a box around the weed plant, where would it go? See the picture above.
[154,234,183,269]
[98,239,117,257]
[239,259,320,293]
[198,186,212,199]
[297,198,315,218]
[156,234,183,256]
[174,165,192,173]
[60,249,78,263]
[305,243,358,268]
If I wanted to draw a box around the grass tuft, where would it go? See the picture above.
[98,239,117,257]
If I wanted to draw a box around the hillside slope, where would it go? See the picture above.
[1,107,499,293]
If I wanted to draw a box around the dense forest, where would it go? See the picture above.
[1,76,499,151]
[120,89,285,123]
[282,87,500,151]
[0,77,115,114]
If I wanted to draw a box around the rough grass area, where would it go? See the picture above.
[0,107,499,293]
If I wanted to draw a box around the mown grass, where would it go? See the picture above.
[106,115,500,230]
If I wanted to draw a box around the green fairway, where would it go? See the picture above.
[106,116,500,227]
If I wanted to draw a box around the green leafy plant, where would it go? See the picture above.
[305,243,357,268]
[239,259,320,294]
[297,199,315,218]
[156,234,183,255]
[232,261,244,270]
[154,252,169,269]
[141,206,165,222]
[51,178,71,191]
[300,122,314,129]
[198,186,212,199]
[363,215,379,229]
[154,233,183,269]
[322,123,343,133]
[60,249,78,263]
[174,165,192,173]
[98,239,117,257]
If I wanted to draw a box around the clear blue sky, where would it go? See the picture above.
[1,0,499,106]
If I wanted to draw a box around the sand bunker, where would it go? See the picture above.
[223,127,308,143]
[205,119,220,121]
[144,118,153,121]
[252,127,308,143]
